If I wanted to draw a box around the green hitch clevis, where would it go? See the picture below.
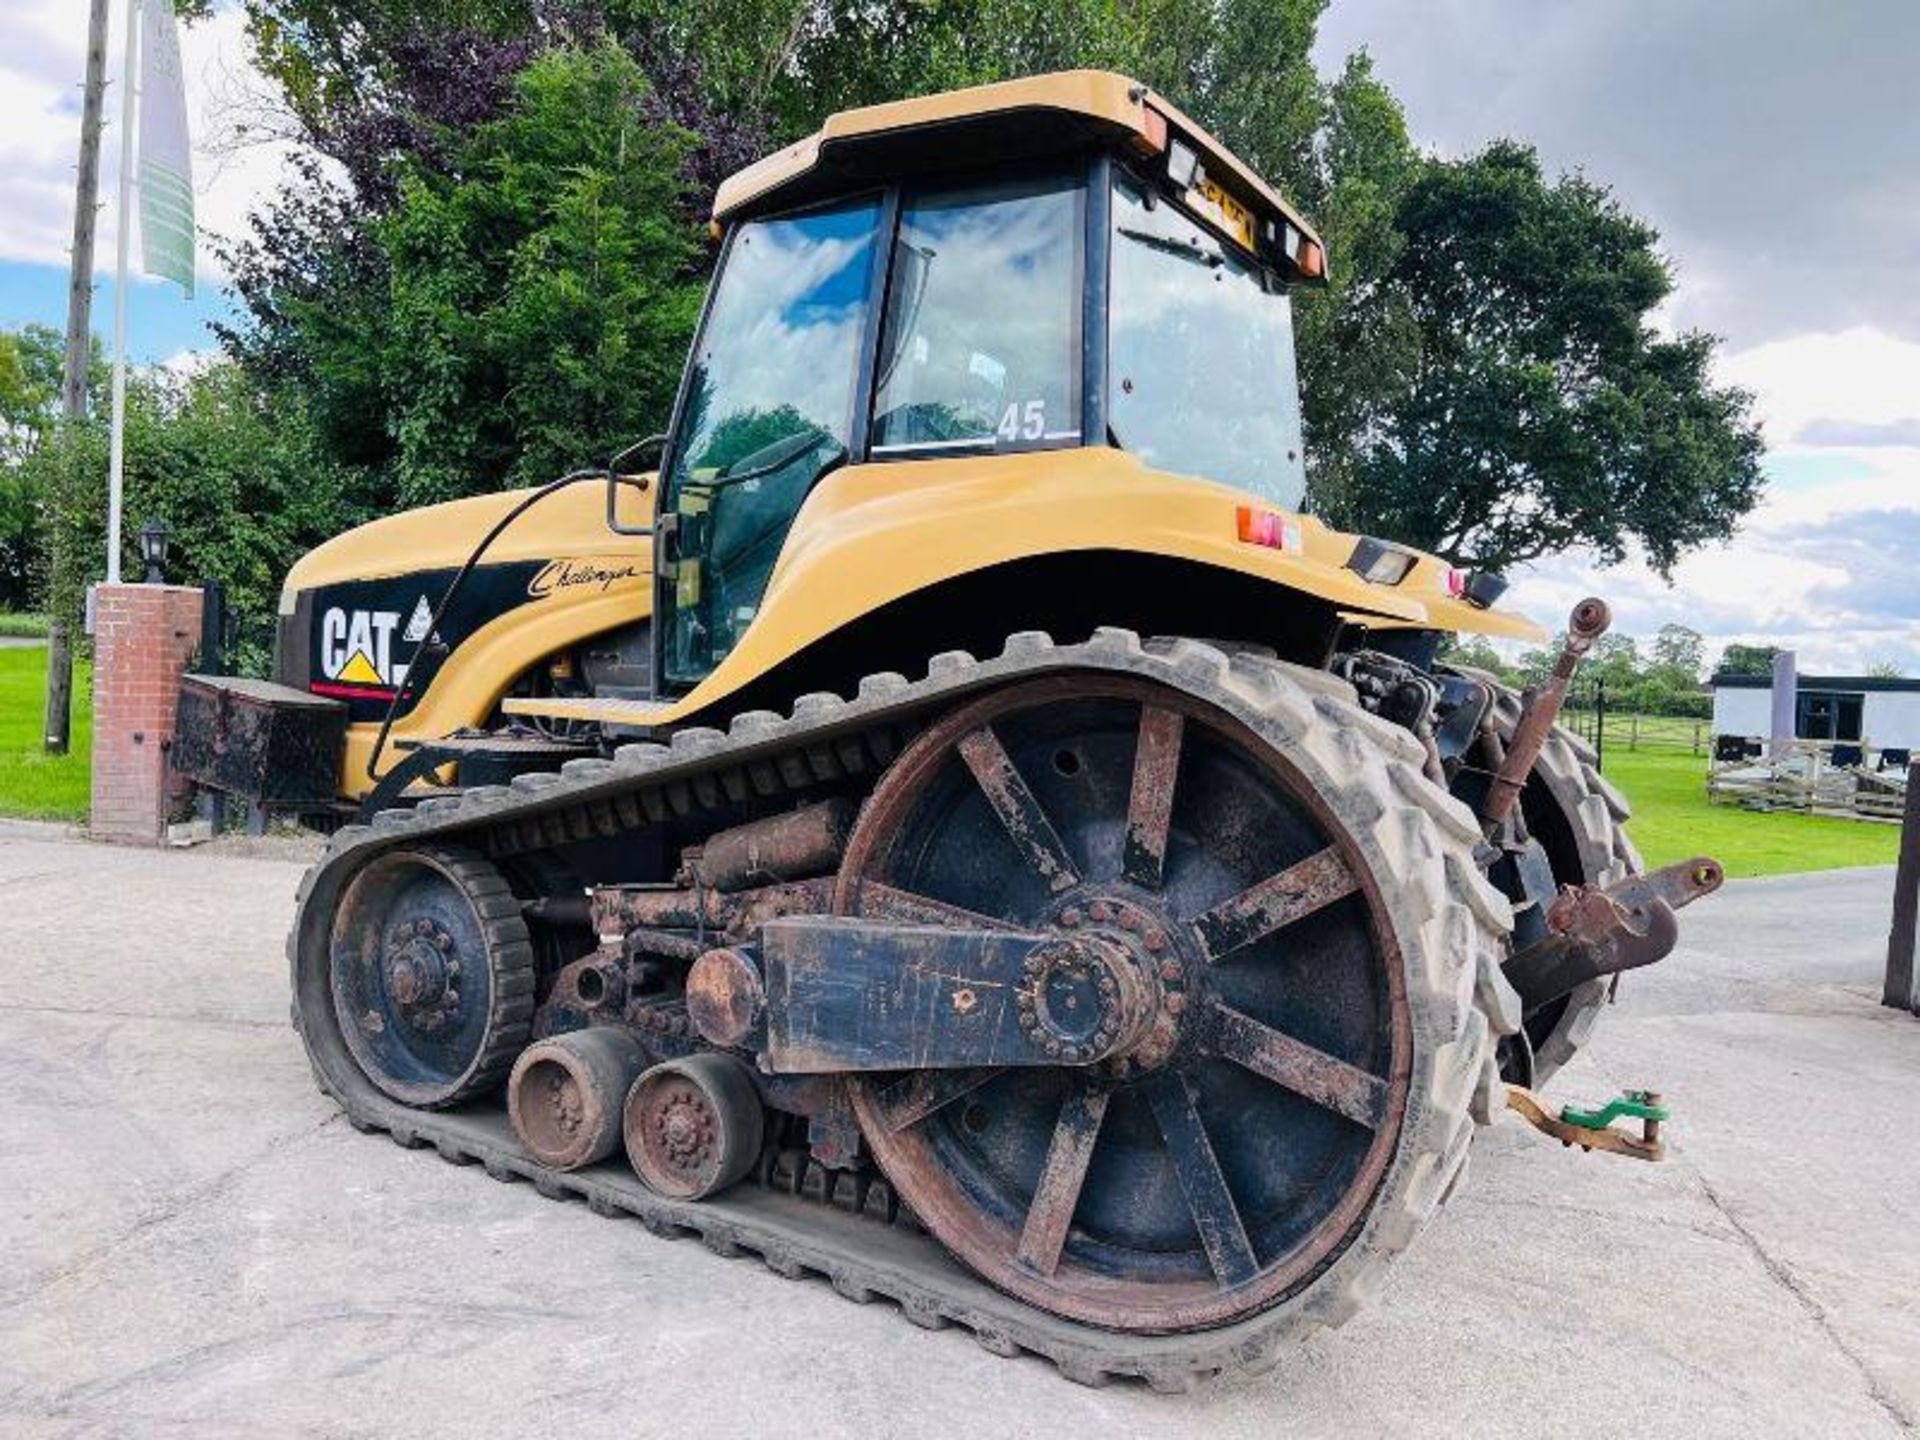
[1559,1090,1669,1131]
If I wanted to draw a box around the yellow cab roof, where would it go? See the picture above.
[711,70,1325,275]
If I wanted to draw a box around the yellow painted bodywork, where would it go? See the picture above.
[503,448,1544,729]
[283,479,657,797]
[713,70,1322,262]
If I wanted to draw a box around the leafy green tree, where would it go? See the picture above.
[237,42,705,510]
[1438,633,1519,686]
[1292,53,1419,515]
[34,361,365,668]
[1866,660,1905,679]
[1715,643,1779,678]
[375,44,703,504]
[1311,142,1764,575]
[220,0,1764,605]
[1650,623,1705,679]
[0,325,70,608]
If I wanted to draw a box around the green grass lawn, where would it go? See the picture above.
[1606,747,1901,879]
[0,612,52,639]
[0,646,92,821]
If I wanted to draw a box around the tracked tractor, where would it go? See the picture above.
[202,72,1721,1386]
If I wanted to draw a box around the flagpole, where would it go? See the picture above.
[105,0,140,586]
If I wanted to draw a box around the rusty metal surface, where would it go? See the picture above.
[1480,597,1610,831]
[685,799,853,893]
[172,672,346,805]
[832,674,1413,1335]
[625,1053,765,1200]
[1122,705,1184,889]
[1211,1005,1386,1129]
[760,917,1152,1072]
[1190,845,1358,963]
[1015,1085,1110,1276]
[686,946,766,1049]
[1506,1084,1665,1162]
[506,1027,647,1170]
[287,630,1514,1386]
[1506,856,1724,1009]
[956,724,1082,894]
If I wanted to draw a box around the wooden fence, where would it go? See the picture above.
[1707,738,1911,823]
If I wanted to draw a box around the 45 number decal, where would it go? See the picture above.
[997,398,1048,444]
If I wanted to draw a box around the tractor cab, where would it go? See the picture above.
[655,72,1328,691]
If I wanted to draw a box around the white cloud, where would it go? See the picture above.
[1715,327,1920,446]
[1499,322,1920,676]
[0,0,302,284]
[1306,6,1920,677]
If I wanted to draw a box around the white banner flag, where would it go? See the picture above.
[137,0,194,296]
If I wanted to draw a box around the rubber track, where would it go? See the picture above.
[289,630,1515,1389]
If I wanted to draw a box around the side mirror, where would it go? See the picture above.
[606,433,666,537]
[610,433,666,475]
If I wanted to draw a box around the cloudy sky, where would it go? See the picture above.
[2,0,1916,673]
[1314,0,1920,674]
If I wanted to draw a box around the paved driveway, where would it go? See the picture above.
[1,821,1915,1438]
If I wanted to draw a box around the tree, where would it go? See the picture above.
[1866,660,1905,679]
[1715,643,1779,678]
[1650,623,1705,680]
[1437,633,1519,686]
[227,41,706,510]
[0,325,70,608]
[1310,142,1765,576]
[33,358,364,667]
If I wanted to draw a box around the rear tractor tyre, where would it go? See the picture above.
[624,1054,765,1200]
[837,660,1513,1335]
[508,1028,649,1171]
[327,844,537,1108]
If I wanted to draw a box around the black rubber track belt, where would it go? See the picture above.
[289,629,1513,1390]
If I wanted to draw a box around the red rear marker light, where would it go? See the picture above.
[1446,567,1469,598]
[1236,506,1303,555]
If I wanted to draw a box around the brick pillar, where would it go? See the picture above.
[90,583,204,844]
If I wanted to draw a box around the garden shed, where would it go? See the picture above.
[1710,671,1920,753]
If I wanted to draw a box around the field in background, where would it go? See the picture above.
[1607,746,1900,878]
[0,613,52,640]
[0,646,91,821]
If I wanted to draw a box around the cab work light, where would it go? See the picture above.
[1347,536,1417,585]
[1236,506,1303,554]
[1443,566,1510,608]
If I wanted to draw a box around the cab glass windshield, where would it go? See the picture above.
[871,174,1083,455]
[1107,171,1307,508]
[661,198,881,685]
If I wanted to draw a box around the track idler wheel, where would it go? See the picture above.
[327,844,536,1108]
[507,1028,649,1171]
[623,1054,765,1200]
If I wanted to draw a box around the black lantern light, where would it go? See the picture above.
[139,517,170,585]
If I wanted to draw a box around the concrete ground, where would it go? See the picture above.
[1,820,1915,1439]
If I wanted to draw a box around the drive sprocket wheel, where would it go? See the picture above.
[327,844,536,1108]
[838,662,1511,1335]
[1448,668,1642,1085]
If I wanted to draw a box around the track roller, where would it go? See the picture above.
[507,1028,650,1170]
[623,1054,765,1200]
